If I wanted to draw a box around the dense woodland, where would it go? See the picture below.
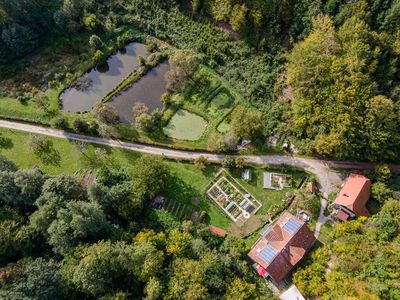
[0,155,273,299]
[1,0,400,161]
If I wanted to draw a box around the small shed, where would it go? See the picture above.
[209,225,227,238]
[307,182,317,194]
[242,169,252,182]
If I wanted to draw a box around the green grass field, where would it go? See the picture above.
[230,167,306,215]
[0,127,230,228]
[163,109,207,141]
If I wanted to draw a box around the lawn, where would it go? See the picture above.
[0,127,230,228]
[163,109,207,141]
[230,166,307,215]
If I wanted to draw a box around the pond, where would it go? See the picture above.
[60,42,148,113]
[108,61,170,124]
[163,109,207,141]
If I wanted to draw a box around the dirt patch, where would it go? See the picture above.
[191,196,200,206]
[191,211,199,223]
[228,214,267,237]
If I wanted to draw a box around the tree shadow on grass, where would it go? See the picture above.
[39,147,61,166]
[0,137,13,149]
[164,175,215,221]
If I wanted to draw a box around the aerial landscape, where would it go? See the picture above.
[0,0,400,299]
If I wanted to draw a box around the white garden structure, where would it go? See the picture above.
[206,169,262,222]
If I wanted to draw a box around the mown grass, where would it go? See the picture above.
[230,166,307,215]
[0,127,231,228]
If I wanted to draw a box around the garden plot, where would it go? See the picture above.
[206,169,262,222]
[263,172,293,190]
[164,198,193,220]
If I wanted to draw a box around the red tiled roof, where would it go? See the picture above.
[248,211,315,283]
[209,226,226,237]
[336,209,350,221]
[334,173,371,217]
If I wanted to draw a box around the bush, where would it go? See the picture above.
[50,116,69,130]
[194,156,208,171]
[73,118,89,134]
[222,156,235,169]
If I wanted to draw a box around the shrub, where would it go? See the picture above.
[73,118,89,134]
[222,156,235,169]
[50,116,69,130]
[194,156,208,171]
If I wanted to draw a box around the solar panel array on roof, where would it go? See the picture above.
[259,245,278,264]
[283,218,302,235]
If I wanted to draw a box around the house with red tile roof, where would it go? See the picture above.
[333,173,371,221]
[248,211,316,285]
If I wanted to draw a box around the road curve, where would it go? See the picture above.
[0,119,391,195]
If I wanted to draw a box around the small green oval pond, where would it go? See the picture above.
[163,109,207,141]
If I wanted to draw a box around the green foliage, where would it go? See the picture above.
[27,135,60,165]
[371,182,393,203]
[132,156,169,199]
[47,201,112,254]
[50,116,69,130]
[92,102,119,124]
[230,106,264,140]
[287,14,400,161]
[295,199,400,299]
[61,241,134,296]
[222,156,235,170]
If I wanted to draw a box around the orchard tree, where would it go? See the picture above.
[0,220,20,265]
[32,93,51,112]
[41,175,85,200]
[132,102,149,124]
[0,155,18,172]
[222,156,235,170]
[27,135,60,165]
[10,258,61,300]
[131,242,164,282]
[133,156,169,199]
[1,23,39,56]
[135,113,155,132]
[165,50,200,92]
[224,277,257,300]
